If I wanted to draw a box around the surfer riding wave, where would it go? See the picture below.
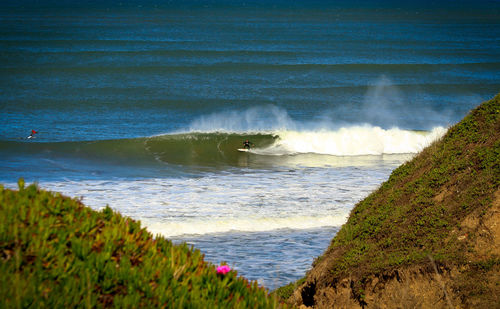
[243,140,254,149]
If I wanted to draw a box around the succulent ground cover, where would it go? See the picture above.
[0,180,287,308]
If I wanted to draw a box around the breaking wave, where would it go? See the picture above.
[1,125,446,167]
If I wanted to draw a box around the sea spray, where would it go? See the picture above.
[188,105,296,133]
[361,75,460,129]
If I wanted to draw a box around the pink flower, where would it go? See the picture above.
[216,265,231,275]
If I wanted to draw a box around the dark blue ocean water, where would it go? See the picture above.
[1,0,499,290]
[1,0,499,142]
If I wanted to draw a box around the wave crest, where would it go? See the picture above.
[256,126,446,156]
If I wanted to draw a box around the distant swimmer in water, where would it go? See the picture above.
[243,140,254,149]
[27,129,37,139]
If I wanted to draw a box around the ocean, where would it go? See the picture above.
[1,0,499,290]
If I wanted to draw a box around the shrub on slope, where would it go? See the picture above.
[330,94,499,277]
[0,180,286,308]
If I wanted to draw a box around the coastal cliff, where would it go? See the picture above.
[287,94,500,308]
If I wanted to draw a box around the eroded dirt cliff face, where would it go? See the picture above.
[291,189,499,309]
[293,266,457,309]
[288,95,500,308]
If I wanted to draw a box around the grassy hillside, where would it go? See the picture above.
[0,180,287,308]
[285,94,499,308]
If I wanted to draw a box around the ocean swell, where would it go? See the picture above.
[0,126,446,168]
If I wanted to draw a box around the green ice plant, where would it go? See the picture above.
[0,179,289,308]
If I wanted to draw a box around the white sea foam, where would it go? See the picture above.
[145,214,348,237]
[255,126,447,156]
[6,159,402,237]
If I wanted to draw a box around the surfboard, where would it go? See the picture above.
[237,148,249,152]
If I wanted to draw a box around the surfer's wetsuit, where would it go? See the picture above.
[243,140,252,149]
